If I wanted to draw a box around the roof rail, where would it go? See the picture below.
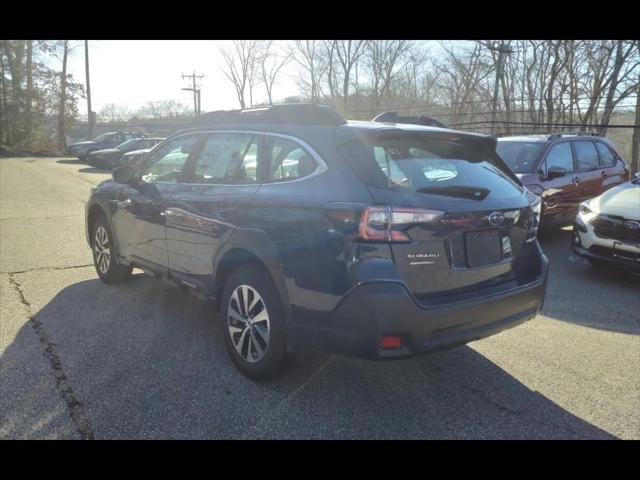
[548,132,601,139]
[189,103,346,127]
[372,111,448,129]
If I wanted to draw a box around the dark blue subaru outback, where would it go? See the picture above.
[85,104,548,379]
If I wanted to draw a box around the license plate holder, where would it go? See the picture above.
[612,241,640,263]
[466,229,503,267]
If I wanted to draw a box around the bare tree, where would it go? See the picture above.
[218,40,261,109]
[259,41,289,106]
[332,40,368,113]
[135,100,190,119]
[366,40,412,110]
[599,40,640,135]
[99,103,132,122]
[290,40,326,102]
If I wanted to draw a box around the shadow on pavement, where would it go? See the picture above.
[55,159,85,165]
[55,158,110,173]
[0,273,616,439]
[78,167,111,174]
[537,227,640,335]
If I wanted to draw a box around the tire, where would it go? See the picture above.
[220,264,287,380]
[91,215,132,284]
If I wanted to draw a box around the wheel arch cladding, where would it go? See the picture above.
[87,203,108,244]
[214,245,291,318]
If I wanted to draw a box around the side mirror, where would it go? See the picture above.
[112,165,136,184]
[546,166,567,179]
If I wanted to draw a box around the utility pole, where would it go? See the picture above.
[488,41,513,136]
[181,71,204,116]
[85,40,94,139]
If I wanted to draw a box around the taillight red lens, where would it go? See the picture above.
[358,206,443,242]
[380,336,403,348]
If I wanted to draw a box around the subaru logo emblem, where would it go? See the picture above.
[623,220,640,230]
[488,212,505,226]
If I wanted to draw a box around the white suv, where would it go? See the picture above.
[572,175,640,272]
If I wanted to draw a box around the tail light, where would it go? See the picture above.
[358,206,444,242]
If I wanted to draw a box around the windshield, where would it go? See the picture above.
[115,139,141,151]
[93,132,114,142]
[496,141,545,174]
[337,132,523,201]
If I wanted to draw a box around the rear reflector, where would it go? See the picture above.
[380,336,403,348]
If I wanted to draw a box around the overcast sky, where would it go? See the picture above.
[64,40,447,117]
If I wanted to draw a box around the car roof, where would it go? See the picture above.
[497,133,606,142]
[496,135,550,142]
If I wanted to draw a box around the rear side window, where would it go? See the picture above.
[336,132,523,201]
[192,133,259,185]
[545,142,574,173]
[573,141,599,171]
[595,142,616,166]
[264,136,318,182]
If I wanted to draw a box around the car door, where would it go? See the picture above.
[540,141,581,224]
[164,131,262,292]
[111,133,201,271]
[572,140,602,201]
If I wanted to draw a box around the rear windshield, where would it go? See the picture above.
[337,131,523,201]
[496,141,545,173]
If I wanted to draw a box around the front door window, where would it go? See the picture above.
[140,135,199,184]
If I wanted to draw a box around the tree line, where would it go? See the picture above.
[221,40,639,132]
[1,40,85,154]
[97,100,192,122]
[2,40,638,171]
[219,40,639,171]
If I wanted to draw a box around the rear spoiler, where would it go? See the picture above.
[372,112,449,129]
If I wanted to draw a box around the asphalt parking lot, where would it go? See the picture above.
[1,156,639,439]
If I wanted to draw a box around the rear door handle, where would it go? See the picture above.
[601,170,608,177]
[572,175,580,185]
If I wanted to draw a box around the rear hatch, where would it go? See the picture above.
[336,126,538,301]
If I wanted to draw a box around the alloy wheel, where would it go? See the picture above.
[94,226,111,275]
[227,285,270,363]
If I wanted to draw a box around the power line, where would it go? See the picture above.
[349,95,639,114]
[181,71,204,116]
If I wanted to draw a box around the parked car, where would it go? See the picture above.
[68,131,146,161]
[572,174,640,273]
[87,137,164,170]
[496,133,629,227]
[85,104,548,379]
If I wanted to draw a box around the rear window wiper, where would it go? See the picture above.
[416,185,490,200]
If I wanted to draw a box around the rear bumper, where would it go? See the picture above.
[291,246,549,360]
